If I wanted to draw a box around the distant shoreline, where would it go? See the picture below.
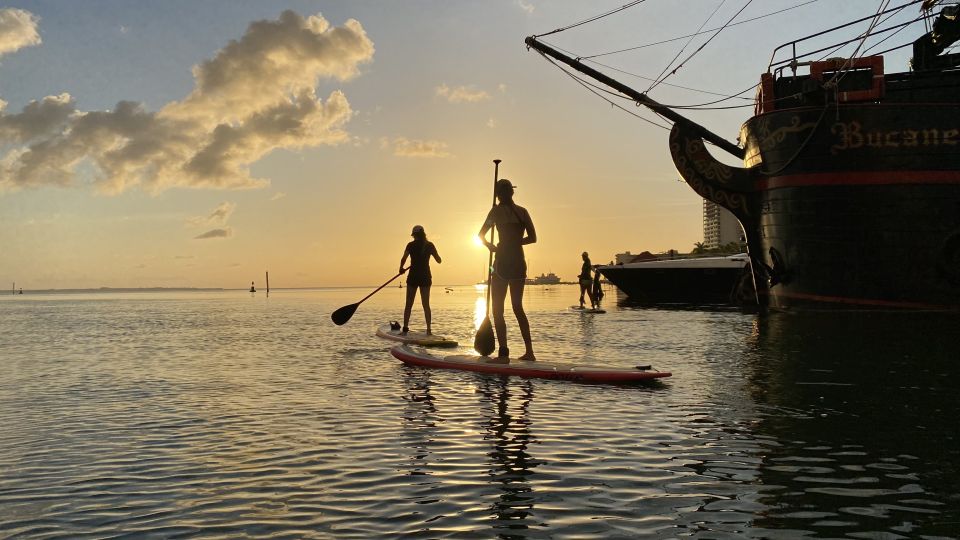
[5,283,589,295]
[8,287,226,295]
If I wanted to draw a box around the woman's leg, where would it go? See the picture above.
[491,274,509,354]
[420,284,432,334]
[509,279,535,360]
[402,282,418,333]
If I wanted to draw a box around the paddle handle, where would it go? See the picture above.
[484,159,500,309]
[358,267,408,305]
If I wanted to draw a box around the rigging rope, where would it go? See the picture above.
[538,38,751,101]
[581,0,825,60]
[649,0,756,93]
[533,48,672,130]
[533,0,649,38]
[646,0,728,93]
[584,58,754,100]
[860,7,921,54]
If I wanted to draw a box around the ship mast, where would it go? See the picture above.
[524,36,745,160]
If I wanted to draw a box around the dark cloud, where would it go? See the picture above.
[194,227,233,240]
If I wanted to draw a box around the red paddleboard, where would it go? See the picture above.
[390,344,671,384]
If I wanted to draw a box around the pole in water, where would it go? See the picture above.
[266,271,270,296]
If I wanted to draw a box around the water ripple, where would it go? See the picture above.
[1,289,959,537]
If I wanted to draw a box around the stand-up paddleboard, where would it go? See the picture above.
[376,324,458,348]
[390,344,670,384]
[570,305,606,314]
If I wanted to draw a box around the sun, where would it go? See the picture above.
[472,235,485,248]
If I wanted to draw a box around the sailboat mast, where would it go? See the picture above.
[524,36,745,160]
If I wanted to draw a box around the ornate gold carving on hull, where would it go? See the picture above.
[670,123,755,219]
[751,115,818,152]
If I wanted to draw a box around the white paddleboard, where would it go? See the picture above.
[376,324,458,348]
[569,305,606,314]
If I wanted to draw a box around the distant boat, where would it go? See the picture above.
[599,254,752,305]
[527,272,561,285]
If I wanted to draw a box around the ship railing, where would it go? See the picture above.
[767,0,933,77]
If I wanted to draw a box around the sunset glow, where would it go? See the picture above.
[0,2,891,289]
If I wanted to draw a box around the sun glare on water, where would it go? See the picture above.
[474,294,487,330]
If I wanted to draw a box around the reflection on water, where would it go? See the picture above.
[478,378,539,536]
[474,295,487,332]
[1,288,959,538]
[743,311,960,538]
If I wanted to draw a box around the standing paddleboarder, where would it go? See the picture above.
[578,251,597,309]
[592,266,604,304]
[399,225,442,335]
[478,179,537,360]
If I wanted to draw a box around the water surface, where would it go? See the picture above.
[1,285,958,538]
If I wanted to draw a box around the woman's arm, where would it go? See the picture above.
[478,208,496,251]
[521,207,537,245]
[399,246,409,273]
[431,243,442,264]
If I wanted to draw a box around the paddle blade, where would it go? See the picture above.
[474,316,496,356]
[331,303,359,326]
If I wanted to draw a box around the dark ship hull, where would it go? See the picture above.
[672,63,960,310]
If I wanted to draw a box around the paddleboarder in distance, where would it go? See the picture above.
[592,266,604,304]
[578,251,597,309]
[478,178,537,361]
[399,225,442,335]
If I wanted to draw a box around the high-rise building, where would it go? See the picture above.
[703,199,743,249]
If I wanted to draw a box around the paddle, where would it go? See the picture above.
[331,268,408,326]
[474,159,500,356]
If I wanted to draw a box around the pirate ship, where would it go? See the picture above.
[527,1,960,310]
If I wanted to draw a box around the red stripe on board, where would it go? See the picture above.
[773,290,955,310]
[759,170,960,190]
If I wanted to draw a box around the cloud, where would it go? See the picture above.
[0,93,76,144]
[435,84,491,104]
[0,10,375,195]
[187,201,235,227]
[0,8,41,57]
[174,255,194,259]
[384,137,451,158]
[486,118,497,129]
[194,227,233,240]
[516,0,535,15]
[270,192,286,201]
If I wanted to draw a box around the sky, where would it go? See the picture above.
[0,1,922,289]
